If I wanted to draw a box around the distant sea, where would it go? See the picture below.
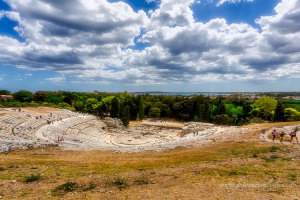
[132,92,237,96]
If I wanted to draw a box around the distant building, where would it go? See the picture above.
[0,95,13,101]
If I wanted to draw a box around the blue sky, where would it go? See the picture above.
[0,0,300,92]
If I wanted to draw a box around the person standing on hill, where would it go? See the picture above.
[272,130,277,142]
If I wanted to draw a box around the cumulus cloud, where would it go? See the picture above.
[0,0,299,86]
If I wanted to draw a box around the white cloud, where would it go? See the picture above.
[46,76,66,84]
[217,0,253,7]
[0,0,299,86]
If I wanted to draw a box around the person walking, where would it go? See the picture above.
[290,128,299,143]
[271,130,277,142]
[261,129,266,140]
[279,132,285,143]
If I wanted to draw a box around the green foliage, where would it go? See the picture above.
[284,108,300,121]
[270,146,280,152]
[121,106,130,127]
[134,174,150,185]
[106,175,129,190]
[110,97,119,118]
[214,114,230,125]
[0,90,10,95]
[149,107,161,118]
[83,182,96,191]
[53,182,76,193]
[216,99,226,115]
[253,97,277,120]
[274,101,285,121]
[24,173,41,183]
[138,97,145,120]
[193,115,200,122]
[13,90,33,102]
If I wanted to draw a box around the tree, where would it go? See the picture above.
[253,97,277,120]
[216,100,226,115]
[0,90,10,95]
[284,108,300,121]
[121,106,130,127]
[13,90,33,102]
[110,97,119,118]
[274,101,285,121]
[214,114,230,125]
[149,107,161,118]
[33,91,48,102]
[138,97,145,120]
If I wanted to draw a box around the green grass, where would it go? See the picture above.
[262,155,280,162]
[270,146,280,152]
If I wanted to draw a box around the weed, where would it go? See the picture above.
[262,155,280,162]
[106,175,129,190]
[287,174,297,181]
[252,153,258,158]
[0,167,4,171]
[134,174,150,185]
[281,157,292,161]
[31,167,38,169]
[52,182,76,195]
[83,182,96,191]
[270,146,280,152]
[24,173,41,183]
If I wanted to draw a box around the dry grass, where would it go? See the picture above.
[22,107,60,114]
[0,122,299,199]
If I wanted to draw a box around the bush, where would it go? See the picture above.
[24,173,41,183]
[134,174,150,185]
[106,175,129,190]
[53,182,76,193]
[83,182,96,191]
[270,146,280,152]
[249,117,263,124]
[149,107,161,118]
[214,114,230,125]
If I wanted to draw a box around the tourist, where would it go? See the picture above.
[279,132,285,143]
[271,130,277,142]
[290,128,298,143]
[261,129,266,140]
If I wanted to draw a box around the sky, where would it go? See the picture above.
[0,0,300,92]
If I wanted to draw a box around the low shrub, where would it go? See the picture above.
[24,173,41,183]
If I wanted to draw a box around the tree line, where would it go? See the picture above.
[1,90,300,126]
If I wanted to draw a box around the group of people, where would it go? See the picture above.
[262,128,299,143]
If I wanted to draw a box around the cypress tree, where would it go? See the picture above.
[121,106,130,127]
[274,101,285,121]
[138,97,144,120]
[110,97,119,118]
